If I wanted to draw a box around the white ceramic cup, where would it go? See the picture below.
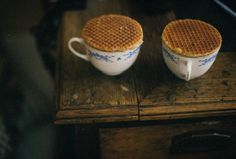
[68,37,142,76]
[162,43,220,81]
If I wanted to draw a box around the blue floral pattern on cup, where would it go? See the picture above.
[89,51,114,63]
[163,48,179,64]
[88,46,141,63]
[123,46,141,61]
[198,54,217,67]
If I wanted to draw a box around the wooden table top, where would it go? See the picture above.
[55,0,236,124]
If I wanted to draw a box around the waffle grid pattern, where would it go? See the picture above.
[162,19,222,57]
[82,14,143,52]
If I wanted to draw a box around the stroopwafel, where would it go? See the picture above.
[82,14,143,52]
[162,19,222,57]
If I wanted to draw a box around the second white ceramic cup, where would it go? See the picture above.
[162,42,220,81]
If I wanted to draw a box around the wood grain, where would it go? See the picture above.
[56,0,139,123]
[100,118,236,159]
[55,0,236,124]
[137,52,236,120]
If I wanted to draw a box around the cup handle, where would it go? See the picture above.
[68,37,89,61]
[179,59,192,81]
[185,60,192,81]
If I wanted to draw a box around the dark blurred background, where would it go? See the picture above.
[0,0,235,159]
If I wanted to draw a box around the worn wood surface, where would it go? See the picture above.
[55,0,236,124]
[100,118,236,159]
[138,52,236,120]
[55,0,139,123]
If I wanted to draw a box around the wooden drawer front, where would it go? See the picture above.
[100,119,236,159]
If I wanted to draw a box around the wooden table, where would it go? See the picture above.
[55,0,236,158]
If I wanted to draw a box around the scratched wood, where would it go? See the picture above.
[136,52,236,121]
[55,0,236,124]
[55,0,140,124]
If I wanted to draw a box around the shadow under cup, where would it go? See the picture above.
[162,42,220,81]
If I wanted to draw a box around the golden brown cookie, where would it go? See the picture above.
[162,19,222,57]
[82,14,143,52]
